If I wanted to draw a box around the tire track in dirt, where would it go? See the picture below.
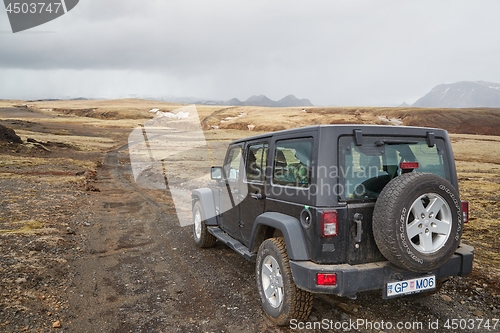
[201,107,236,129]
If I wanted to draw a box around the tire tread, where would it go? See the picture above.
[373,173,462,272]
[257,237,313,325]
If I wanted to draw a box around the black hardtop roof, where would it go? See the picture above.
[229,124,448,145]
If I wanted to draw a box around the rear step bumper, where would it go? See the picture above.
[289,243,474,298]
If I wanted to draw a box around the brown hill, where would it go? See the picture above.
[200,106,500,136]
[13,99,500,136]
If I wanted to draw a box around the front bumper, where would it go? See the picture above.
[289,243,474,298]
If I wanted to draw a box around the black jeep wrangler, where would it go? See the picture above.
[191,125,473,325]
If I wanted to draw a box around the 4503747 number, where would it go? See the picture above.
[443,318,499,331]
[6,2,63,14]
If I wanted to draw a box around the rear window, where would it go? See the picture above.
[339,136,450,200]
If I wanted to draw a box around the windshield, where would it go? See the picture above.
[339,136,449,200]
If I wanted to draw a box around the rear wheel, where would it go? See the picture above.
[256,237,313,325]
[192,201,216,248]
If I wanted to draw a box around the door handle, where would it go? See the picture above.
[354,213,363,243]
[250,193,265,200]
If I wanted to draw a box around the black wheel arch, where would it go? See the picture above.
[250,212,310,261]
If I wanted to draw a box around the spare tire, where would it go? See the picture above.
[373,172,463,273]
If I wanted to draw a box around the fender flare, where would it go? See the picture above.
[191,188,218,226]
[251,212,310,260]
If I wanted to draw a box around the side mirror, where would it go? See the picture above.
[211,166,222,180]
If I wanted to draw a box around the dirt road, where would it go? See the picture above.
[65,145,282,333]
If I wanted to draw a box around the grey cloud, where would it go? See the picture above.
[2,0,500,105]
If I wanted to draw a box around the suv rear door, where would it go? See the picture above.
[338,134,451,264]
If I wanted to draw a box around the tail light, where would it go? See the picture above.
[321,210,338,237]
[400,161,419,174]
[400,161,419,170]
[462,201,469,223]
[317,273,337,286]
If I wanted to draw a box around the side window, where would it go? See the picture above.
[272,139,312,187]
[245,143,268,182]
[224,146,243,181]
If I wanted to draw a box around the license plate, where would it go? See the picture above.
[386,275,436,297]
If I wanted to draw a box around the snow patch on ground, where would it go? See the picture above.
[155,111,190,119]
[378,116,403,126]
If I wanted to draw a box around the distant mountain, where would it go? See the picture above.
[276,94,314,107]
[413,81,500,107]
[244,95,276,106]
[171,94,313,107]
[226,98,242,105]
[227,94,313,107]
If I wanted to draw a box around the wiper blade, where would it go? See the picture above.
[375,140,418,146]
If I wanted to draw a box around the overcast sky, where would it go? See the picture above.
[1,0,500,106]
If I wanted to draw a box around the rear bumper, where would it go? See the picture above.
[289,243,474,298]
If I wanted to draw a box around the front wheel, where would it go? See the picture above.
[256,237,313,325]
[192,201,216,248]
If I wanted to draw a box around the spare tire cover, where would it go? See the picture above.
[373,172,463,273]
